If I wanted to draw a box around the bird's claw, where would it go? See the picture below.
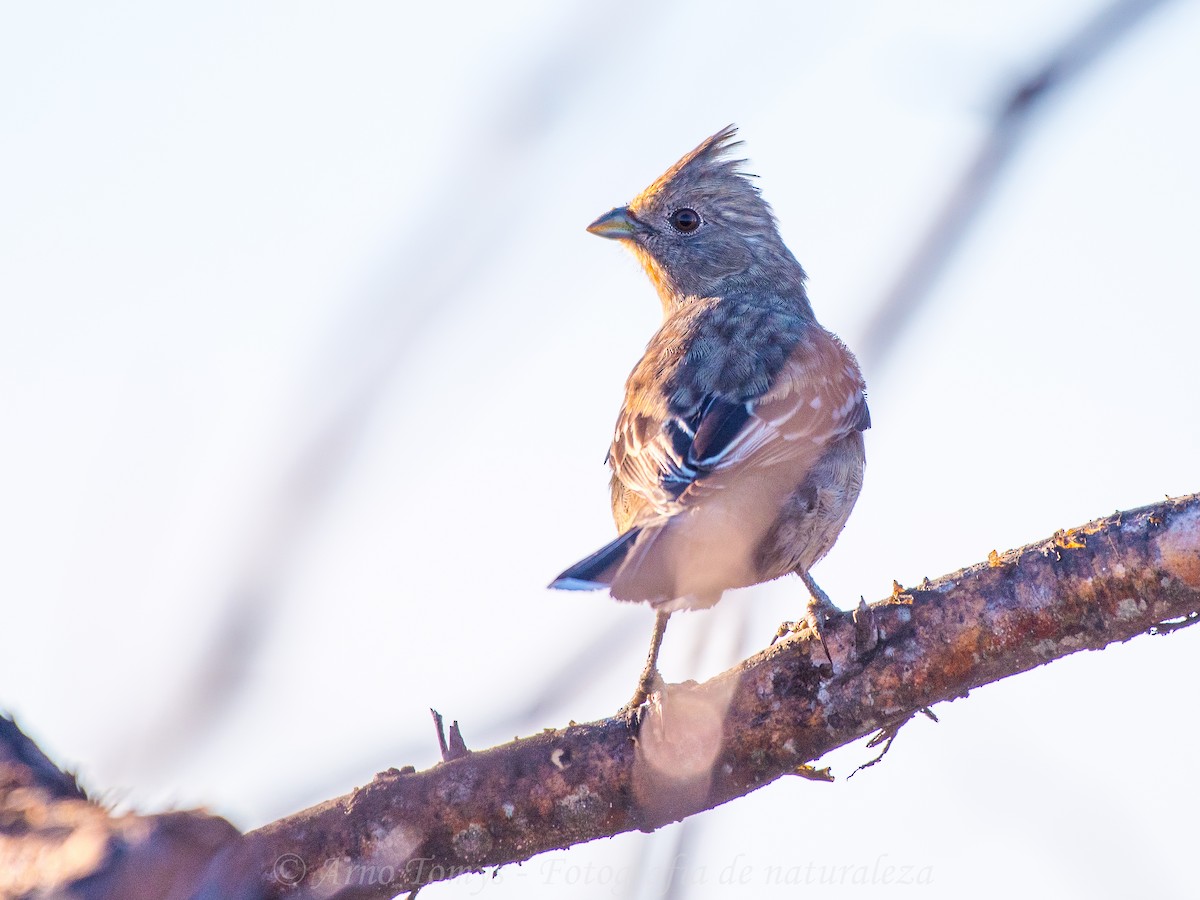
[619,670,665,730]
[772,574,839,667]
[773,600,831,647]
[619,700,644,731]
[771,618,819,645]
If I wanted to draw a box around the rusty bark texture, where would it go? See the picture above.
[181,493,1200,899]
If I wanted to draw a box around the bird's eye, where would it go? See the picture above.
[668,208,701,233]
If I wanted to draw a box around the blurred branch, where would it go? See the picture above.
[12,493,1192,898]
[0,716,85,802]
[1,715,238,900]
[860,0,1172,370]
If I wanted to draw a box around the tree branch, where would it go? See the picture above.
[185,492,1200,899]
[5,494,1198,898]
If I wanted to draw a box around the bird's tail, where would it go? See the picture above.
[550,517,725,610]
[549,526,643,591]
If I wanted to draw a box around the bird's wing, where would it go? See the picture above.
[610,330,868,517]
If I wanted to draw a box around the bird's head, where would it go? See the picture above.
[587,125,806,311]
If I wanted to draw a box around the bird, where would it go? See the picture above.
[550,125,869,713]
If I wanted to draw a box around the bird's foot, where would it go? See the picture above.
[801,571,840,619]
[772,598,832,644]
[619,669,665,729]
[771,616,821,645]
[771,572,839,666]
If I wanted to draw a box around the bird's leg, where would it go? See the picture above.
[772,571,837,665]
[801,571,840,622]
[622,610,670,719]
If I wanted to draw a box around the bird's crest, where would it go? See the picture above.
[633,125,759,202]
[629,125,775,241]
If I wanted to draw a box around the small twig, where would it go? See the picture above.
[848,703,940,779]
[430,709,450,762]
[794,764,835,783]
[848,715,914,779]
[448,721,470,759]
[430,709,471,762]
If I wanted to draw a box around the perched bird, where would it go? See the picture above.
[551,126,869,711]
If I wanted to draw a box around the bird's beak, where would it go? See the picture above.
[587,206,641,240]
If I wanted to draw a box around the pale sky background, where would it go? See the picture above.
[2,1,1200,898]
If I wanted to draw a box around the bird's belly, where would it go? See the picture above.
[609,433,865,612]
[757,432,866,580]
[640,437,862,608]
